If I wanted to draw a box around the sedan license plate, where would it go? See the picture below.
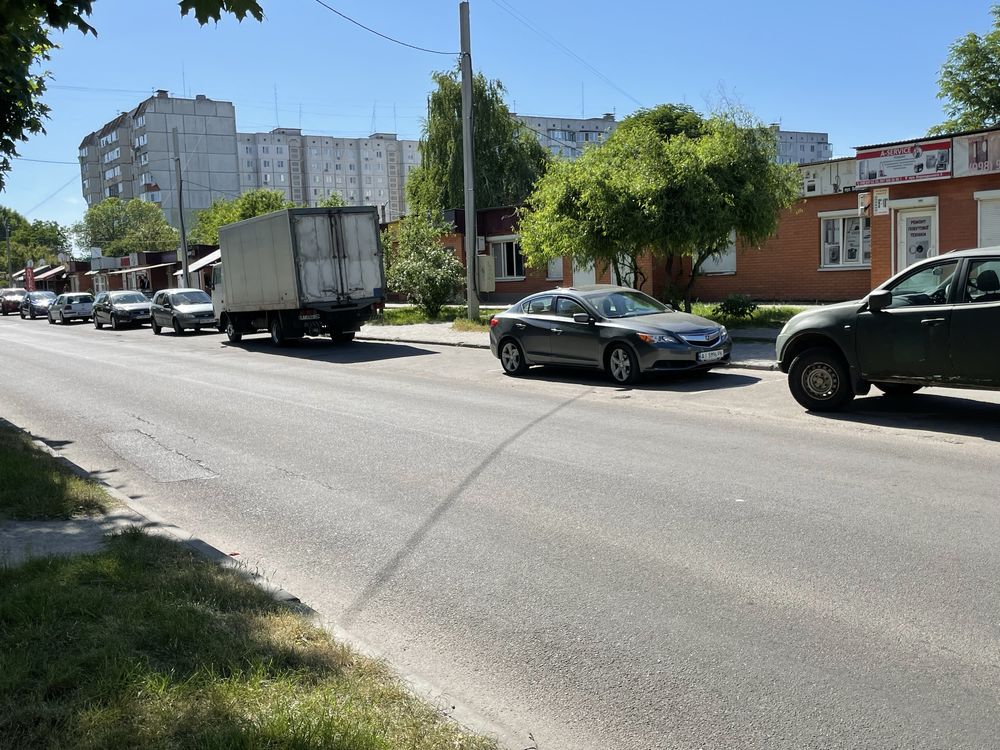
[697,349,725,362]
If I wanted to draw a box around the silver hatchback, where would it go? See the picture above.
[150,288,217,335]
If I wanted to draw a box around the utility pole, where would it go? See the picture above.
[460,1,479,320]
[172,127,190,287]
[3,217,11,284]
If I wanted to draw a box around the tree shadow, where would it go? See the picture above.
[814,391,1000,443]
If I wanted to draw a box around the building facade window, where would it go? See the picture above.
[820,212,871,268]
[547,256,564,280]
[490,237,525,279]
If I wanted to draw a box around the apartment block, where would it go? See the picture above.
[775,128,833,165]
[236,128,420,221]
[79,90,239,232]
[512,113,618,159]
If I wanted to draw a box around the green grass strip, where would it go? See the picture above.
[0,530,497,750]
[0,425,109,521]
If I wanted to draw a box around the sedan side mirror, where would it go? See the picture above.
[868,289,892,313]
[573,312,592,324]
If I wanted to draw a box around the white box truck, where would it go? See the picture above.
[211,207,385,345]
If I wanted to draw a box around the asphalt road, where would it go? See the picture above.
[2,315,999,750]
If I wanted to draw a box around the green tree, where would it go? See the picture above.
[72,197,178,256]
[317,193,345,208]
[405,68,549,214]
[2,206,68,277]
[188,189,296,245]
[384,212,463,318]
[0,1,263,192]
[930,5,1000,134]
[519,104,800,311]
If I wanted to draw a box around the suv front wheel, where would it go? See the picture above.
[788,347,854,411]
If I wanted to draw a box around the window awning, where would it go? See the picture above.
[173,249,221,276]
[107,262,175,276]
[33,265,65,281]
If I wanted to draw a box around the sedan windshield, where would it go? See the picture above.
[114,293,148,304]
[171,290,210,305]
[585,290,668,318]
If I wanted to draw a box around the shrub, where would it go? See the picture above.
[712,293,758,320]
[385,212,464,318]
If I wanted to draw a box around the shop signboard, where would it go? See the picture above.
[856,139,951,186]
[873,188,889,215]
[953,131,1000,177]
[904,215,932,263]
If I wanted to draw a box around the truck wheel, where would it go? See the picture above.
[330,331,355,343]
[225,320,243,343]
[788,347,854,411]
[269,317,285,346]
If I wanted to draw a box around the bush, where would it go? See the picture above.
[385,213,464,318]
[712,293,758,320]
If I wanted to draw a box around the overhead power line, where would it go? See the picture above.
[13,157,80,165]
[489,0,644,109]
[310,0,458,55]
[23,175,80,216]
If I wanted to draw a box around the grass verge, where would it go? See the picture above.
[0,424,109,520]
[372,306,501,327]
[689,303,806,329]
[0,426,497,750]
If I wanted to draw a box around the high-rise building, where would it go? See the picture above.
[775,128,833,164]
[512,113,618,159]
[79,91,239,232]
[235,128,420,221]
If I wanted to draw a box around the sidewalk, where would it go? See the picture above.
[358,322,779,371]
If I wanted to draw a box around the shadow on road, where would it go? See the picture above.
[520,365,761,391]
[223,338,438,364]
[817,392,1000,443]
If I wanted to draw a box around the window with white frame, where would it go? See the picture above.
[820,212,871,267]
[490,237,525,279]
[547,256,564,280]
[699,232,737,275]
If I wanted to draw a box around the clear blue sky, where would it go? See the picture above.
[3,0,993,231]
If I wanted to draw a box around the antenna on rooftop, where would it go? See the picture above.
[182,63,187,98]
[371,101,377,134]
[393,103,398,134]
[273,84,279,128]
[581,82,584,118]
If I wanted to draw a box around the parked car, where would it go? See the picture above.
[489,285,731,384]
[19,290,57,319]
[150,288,217,335]
[92,290,152,329]
[47,292,94,324]
[1,287,27,315]
[777,247,1000,410]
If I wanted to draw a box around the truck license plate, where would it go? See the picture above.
[697,349,725,362]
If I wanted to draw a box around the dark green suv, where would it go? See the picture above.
[777,248,1000,410]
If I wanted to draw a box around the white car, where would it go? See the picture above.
[48,293,95,324]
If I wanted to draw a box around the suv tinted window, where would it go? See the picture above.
[963,259,1000,303]
[887,260,959,308]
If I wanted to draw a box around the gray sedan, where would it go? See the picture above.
[150,288,217,335]
[489,285,731,384]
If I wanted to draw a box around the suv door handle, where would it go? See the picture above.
[551,328,562,335]
[920,317,947,326]
[514,322,526,330]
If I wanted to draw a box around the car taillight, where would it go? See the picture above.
[489,317,499,328]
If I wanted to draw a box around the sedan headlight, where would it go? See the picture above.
[718,326,728,339]
[637,332,678,344]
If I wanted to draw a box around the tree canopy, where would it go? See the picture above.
[405,68,549,214]
[518,104,800,310]
[930,4,1000,134]
[0,0,263,192]
[383,211,463,318]
[2,204,70,275]
[71,197,178,256]
[188,189,297,245]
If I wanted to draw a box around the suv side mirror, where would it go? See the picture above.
[573,312,592,324]
[868,289,892,313]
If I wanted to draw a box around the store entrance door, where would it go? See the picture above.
[896,209,936,272]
